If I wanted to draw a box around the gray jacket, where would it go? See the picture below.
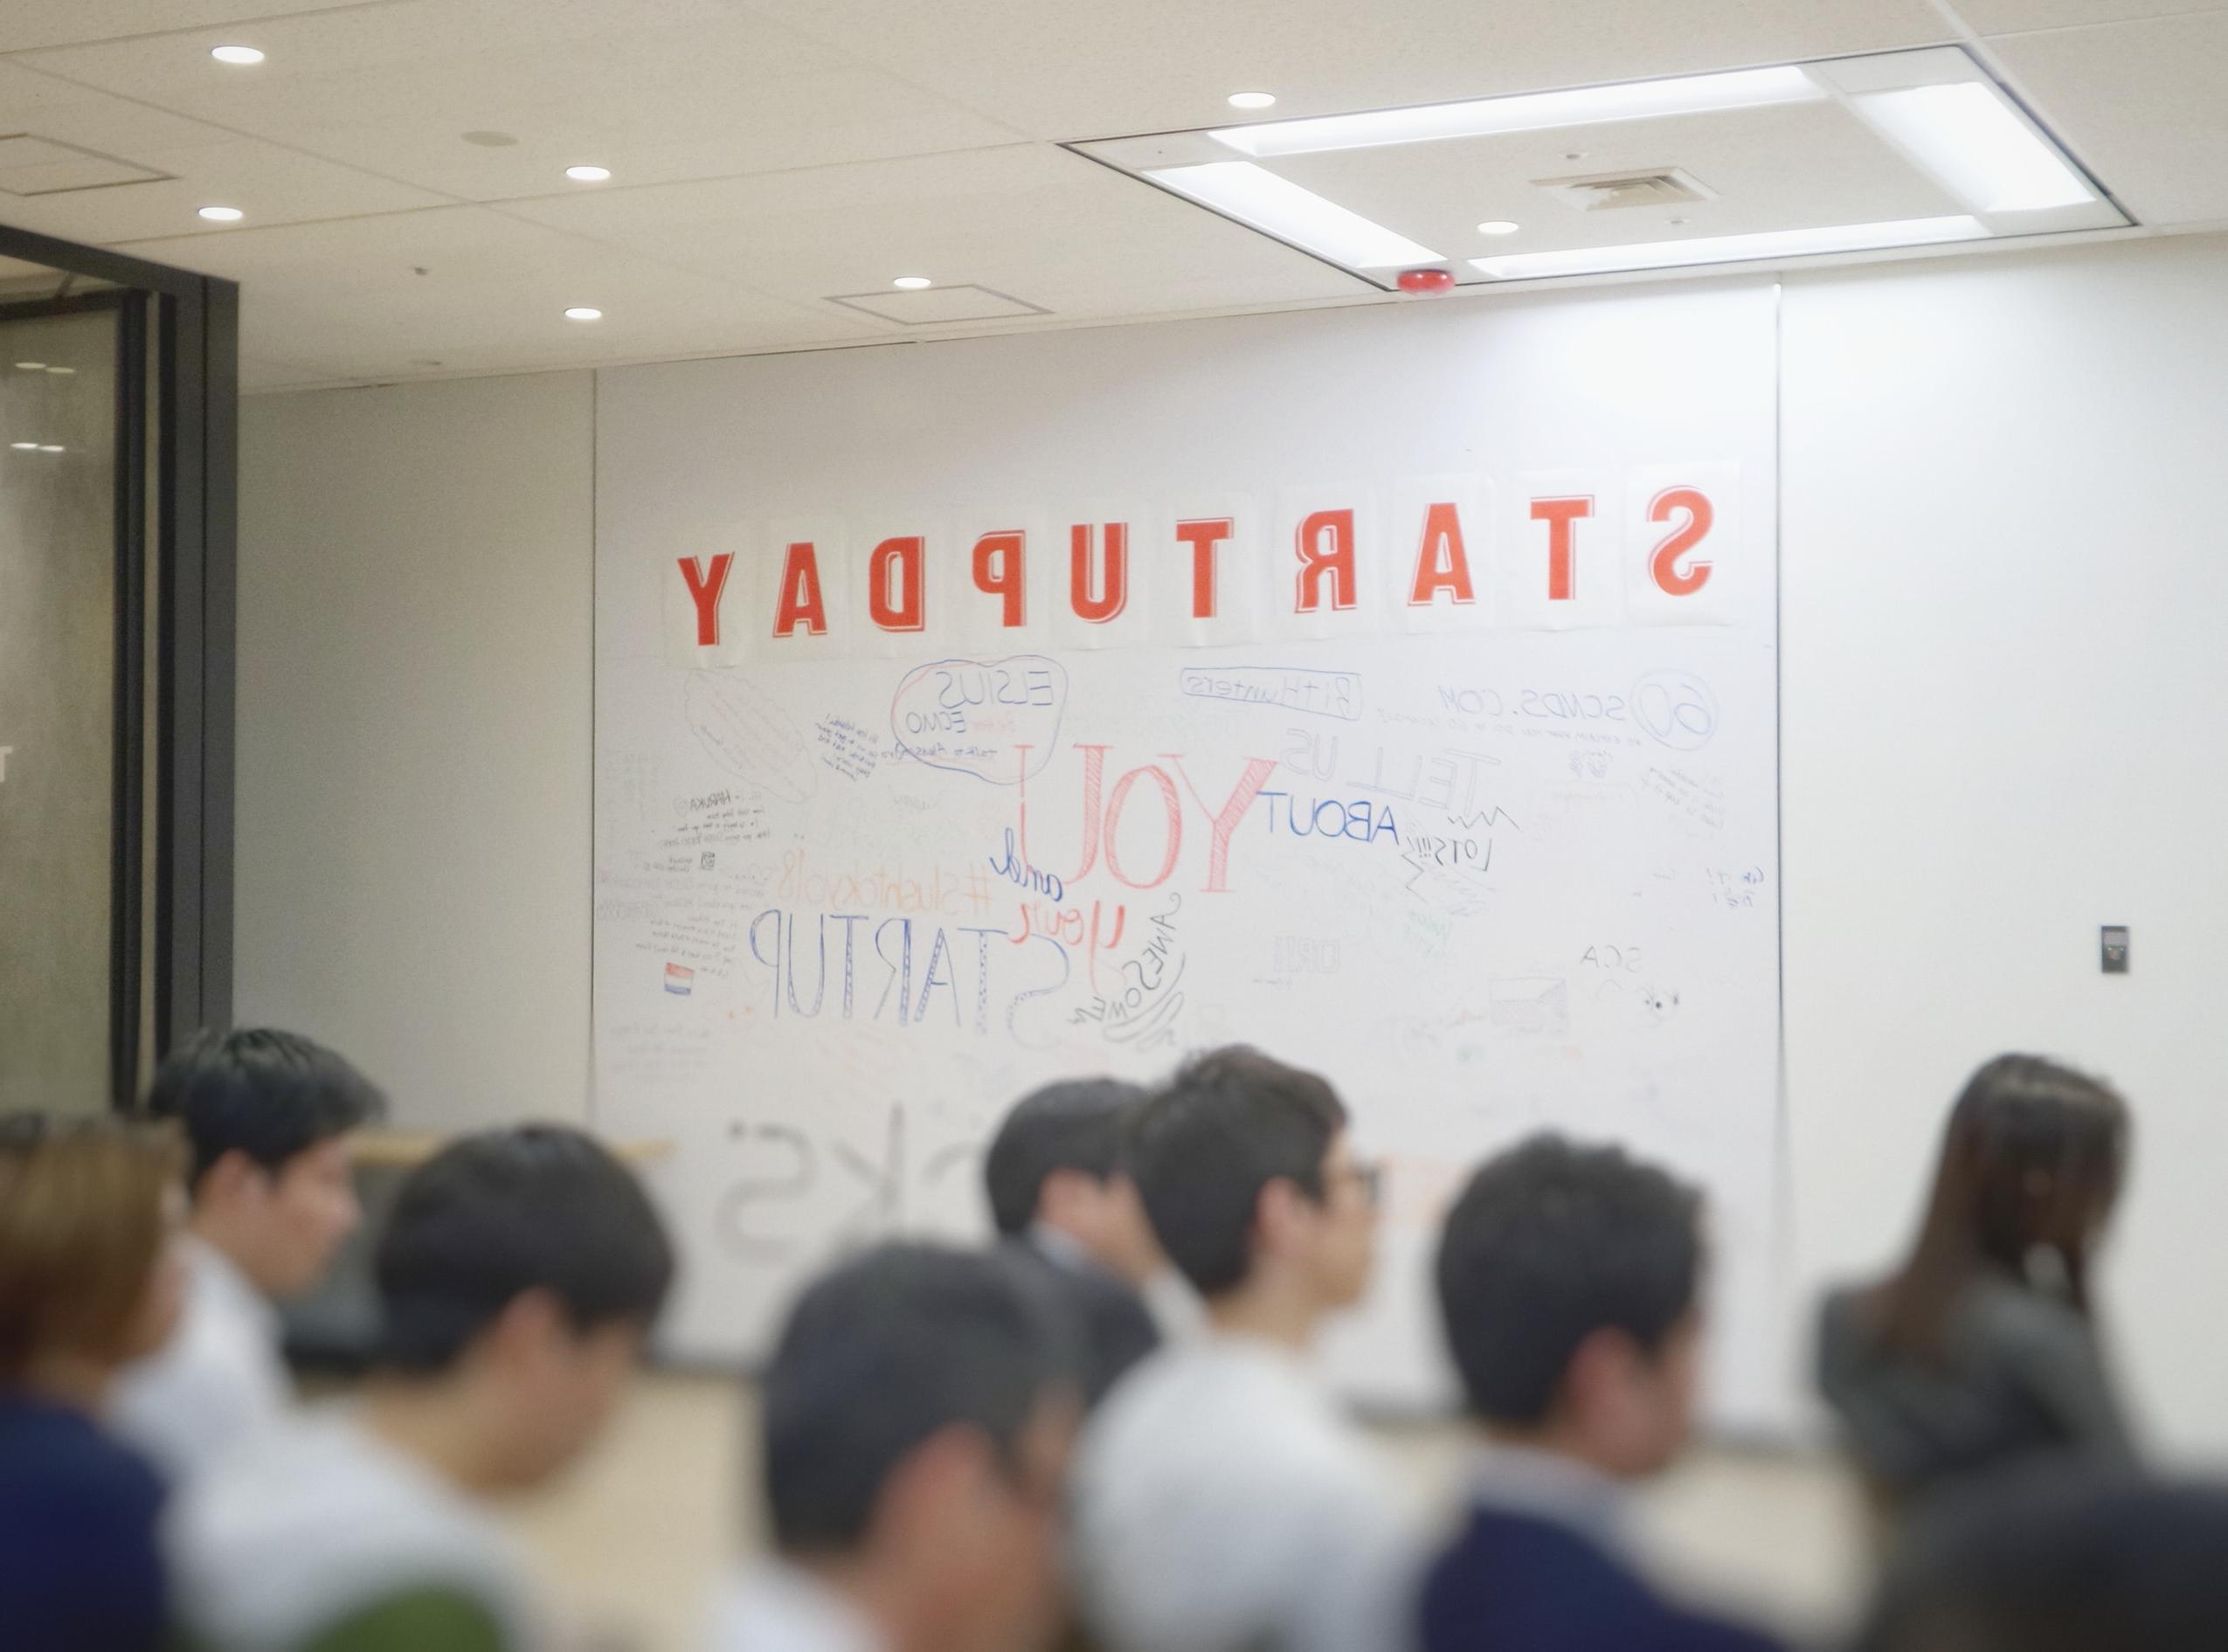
[1817,1275,2135,1499]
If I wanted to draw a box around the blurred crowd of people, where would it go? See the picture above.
[2,1030,2217,1652]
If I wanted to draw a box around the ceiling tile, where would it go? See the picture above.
[1951,0,2228,32]
[116,205,886,381]
[737,0,1952,142]
[17,0,1021,201]
[503,144,1370,323]
[1989,10,2228,223]
[0,59,447,241]
[0,134,165,194]
[831,284,1050,324]
[0,1,374,53]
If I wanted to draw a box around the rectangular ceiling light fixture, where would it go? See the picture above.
[1470,215,1987,280]
[1144,161,1443,267]
[1208,65,1823,157]
[1852,82,2094,213]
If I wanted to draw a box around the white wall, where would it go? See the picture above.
[1780,232,2228,1462]
[235,232,2228,1457]
[236,372,594,1129]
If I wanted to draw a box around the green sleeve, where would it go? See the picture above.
[298,1588,510,1652]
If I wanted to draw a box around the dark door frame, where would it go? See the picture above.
[0,221,239,1102]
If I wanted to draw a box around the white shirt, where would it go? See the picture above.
[704,1560,886,1652]
[1070,1331,1416,1652]
[165,1404,543,1652]
[1140,1268,1207,1341]
[111,1234,290,1483]
[1466,1441,1631,1558]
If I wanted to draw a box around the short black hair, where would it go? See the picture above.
[1436,1134,1702,1425]
[142,1027,386,1192]
[1857,1467,2228,1652]
[375,1125,675,1371]
[1126,1047,1347,1298]
[763,1242,1080,1554]
[983,1078,1147,1236]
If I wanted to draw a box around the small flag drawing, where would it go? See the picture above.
[664,963,694,997]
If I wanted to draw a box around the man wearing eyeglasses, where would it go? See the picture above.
[1069,1045,1412,1652]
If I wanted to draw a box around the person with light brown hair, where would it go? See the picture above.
[1818,1054,2137,1523]
[0,1111,187,1652]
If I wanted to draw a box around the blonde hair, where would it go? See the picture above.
[0,1114,182,1381]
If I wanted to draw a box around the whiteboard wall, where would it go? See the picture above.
[593,281,1782,1420]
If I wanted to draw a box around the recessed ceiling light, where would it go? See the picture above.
[1853,81,2093,213]
[38,445,65,453]
[1228,91,1277,110]
[564,165,612,182]
[1469,214,1984,280]
[1477,220,1520,235]
[1209,66,1819,157]
[1146,161,1441,269]
[211,45,265,65]
[14,361,45,370]
[198,205,244,222]
[9,441,37,451]
[564,307,604,321]
[892,276,932,290]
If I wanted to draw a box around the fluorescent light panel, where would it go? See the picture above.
[1145,162,1441,268]
[1470,215,1986,280]
[1209,65,1822,157]
[1854,82,2093,213]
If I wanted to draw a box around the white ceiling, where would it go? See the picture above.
[0,0,2219,391]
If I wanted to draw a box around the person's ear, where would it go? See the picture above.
[1037,1166,1099,1228]
[874,1423,999,1551]
[1560,1324,1643,1431]
[197,1148,266,1211]
[1253,1176,1315,1259]
[480,1287,571,1378]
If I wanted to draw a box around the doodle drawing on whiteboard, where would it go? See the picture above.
[686,670,818,803]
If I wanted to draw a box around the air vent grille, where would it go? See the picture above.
[1532,167,1718,212]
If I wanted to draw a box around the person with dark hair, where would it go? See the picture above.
[0,1113,187,1652]
[709,1241,1084,1652]
[1853,1464,2228,1652]
[166,1124,675,1652]
[1818,1054,2135,1520]
[114,1027,387,1482]
[1421,1134,1782,1652]
[985,1077,1166,1402]
[1070,1047,1408,1652]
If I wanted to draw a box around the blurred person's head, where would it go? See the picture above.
[0,1113,186,1405]
[1127,1047,1376,1337]
[762,1242,1083,1652]
[1875,1055,2129,1358]
[1437,1134,1705,1479]
[370,1125,674,1492]
[142,1028,386,1299]
[984,1078,1162,1285]
[1855,1466,2228,1652]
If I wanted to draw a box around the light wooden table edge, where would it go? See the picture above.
[350,1130,676,1171]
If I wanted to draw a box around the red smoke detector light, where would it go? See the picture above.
[1397,267,1456,295]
